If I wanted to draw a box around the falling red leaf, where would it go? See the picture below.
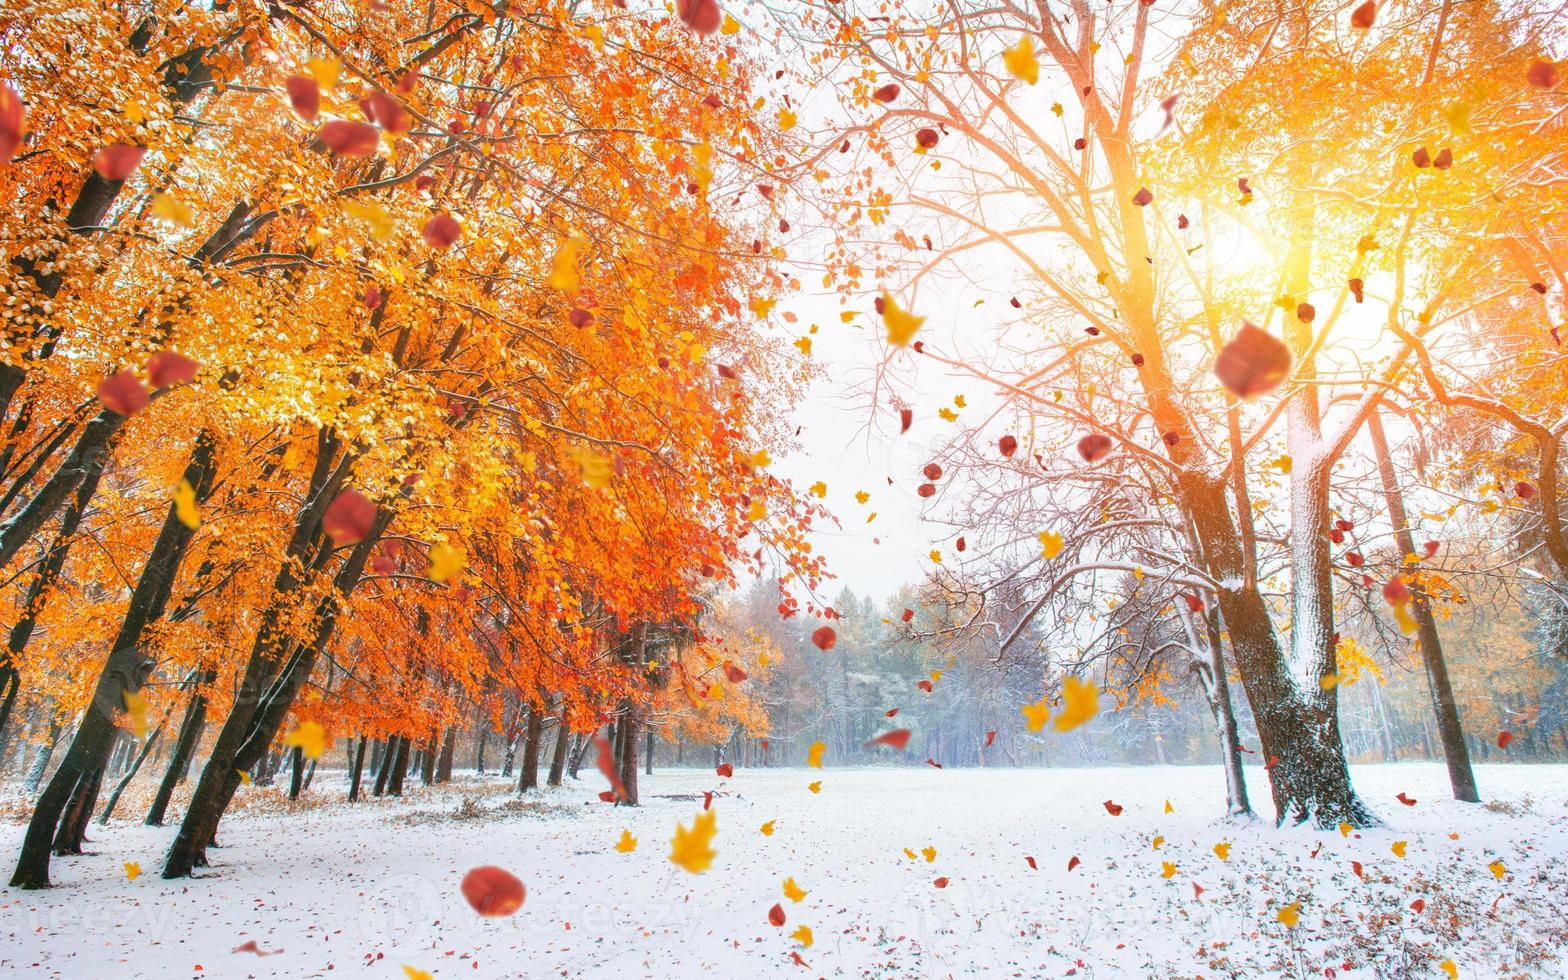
[677,0,722,33]
[915,128,939,149]
[1349,277,1365,302]
[593,733,627,801]
[598,790,616,802]
[1528,60,1560,88]
[1350,0,1376,28]
[147,350,198,389]
[1067,855,1081,872]
[811,626,836,650]
[1396,792,1416,806]
[322,489,377,545]
[1423,540,1440,558]
[864,729,911,751]
[365,89,411,133]
[1498,730,1514,749]
[93,144,145,181]
[1010,296,1022,308]
[703,790,713,810]
[1433,147,1452,170]
[422,212,462,249]
[1077,433,1113,463]
[999,435,1018,458]
[231,940,282,956]
[872,83,900,103]
[1183,594,1204,613]
[364,285,383,310]
[933,877,949,888]
[922,462,942,481]
[1383,576,1411,604]
[716,763,733,777]
[1516,481,1536,498]
[1347,551,1364,567]
[1296,302,1316,323]
[319,119,380,156]
[900,608,914,623]
[284,76,320,120]
[1412,146,1431,168]
[1025,855,1037,870]
[789,952,810,968]
[1214,322,1292,398]
[1103,800,1124,816]
[98,370,149,416]
[985,730,997,747]
[917,483,936,498]
[0,82,23,163]
[900,407,913,433]
[1132,187,1153,207]
[1177,213,1190,229]
[460,866,526,917]
[956,536,966,551]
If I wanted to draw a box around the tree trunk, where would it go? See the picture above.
[419,734,436,786]
[373,736,398,797]
[387,736,411,796]
[645,730,654,776]
[436,726,456,783]
[1367,411,1478,802]
[100,722,164,824]
[547,716,570,787]
[288,745,305,801]
[348,736,368,802]
[518,708,543,793]
[474,726,487,774]
[53,758,108,855]
[569,731,590,779]
[618,705,641,806]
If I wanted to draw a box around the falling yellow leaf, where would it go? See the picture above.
[760,820,776,836]
[403,966,433,980]
[790,924,813,947]
[922,846,936,863]
[721,13,741,35]
[1277,902,1300,928]
[172,478,200,529]
[427,542,465,583]
[1021,696,1051,732]
[283,720,328,760]
[928,549,942,563]
[123,690,149,738]
[854,490,870,504]
[807,780,822,794]
[1152,835,1165,850]
[880,289,925,346]
[669,809,718,874]
[1272,455,1292,475]
[937,407,958,422]
[547,234,587,293]
[794,337,812,355]
[750,296,777,318]
[583,23,605,48]
[568,445,613,488]
[809,481,827,498]
[150,191,193,227]
[1392,840,1408,858]
[806,741,826,768]
[748,499,767,521]
[237,769,252,785]
[1488,859,1506,879]
[342,198,394,240]
[1161,861,1177,879]
[306,55,341,90]
[615,828,637,852]
[777,107,797,130]
[1320,673,1341,690]
[1003,36,1039,83]
[1165,800,1174,814]
[124,861,141,881]
[1213,842,1231,861]
[782,877,807,902]
[1039,530,1064,559]
[1439,961,1458,980]
[1052,676,1100,732]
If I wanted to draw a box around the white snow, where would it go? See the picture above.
[3,763,1566,979]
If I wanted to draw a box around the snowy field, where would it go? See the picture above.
[2,763,1566,980]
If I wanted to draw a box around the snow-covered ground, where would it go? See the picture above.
[1,763,1565,979]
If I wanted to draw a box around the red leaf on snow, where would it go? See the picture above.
[593,733,627,801]
[1077,433,1113,463]
[1025,855,1037,870]
[1351,860,1364,877]
[98,370,150,416]
[716,764,733,777]
[460,866,526,917]
[1103,800,1124,816]
[319,120,380,156]
[93,144,146,181]
[422,212,462,249]
[886,708,899,717]
[999,435,1019,458]
[1410,898,1426,913]
[677,0,722,34]
[1396,792,1416,806]
[147,350,198,389]
[1214,322,1292,398]
[1192,882,1205,899]
[231,940,282,956]
[812,626,836,650]
[1067,855,1081,872]
[925,758,943,769]
[864,729,912,751]
[598,790,616,802]
[916,680,933,693]
[768,903,786,927]
[284,76,320,120]
[985,730,997,747]
[1498,730,1514,749]
[322,489,377,545]
[933,877,949,888]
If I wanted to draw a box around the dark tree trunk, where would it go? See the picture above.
[22,719,62,796]
[373,736,398,797]
[100,722,164,824]
[547,715,570,787]
[348,736,368,802]
[53,758,107,855]
[1368,412,1479,803]
[474,726,487,774]
[387,736,411,796]
[436,726,456,783]
[147,683,209,827]
[419,735,436,786]
[645,730,654,776]
[288,745,305,801]
[569,732,590,779]
[518,708,543,793]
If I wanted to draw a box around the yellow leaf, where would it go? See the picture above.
[1039,530,1064,559]
[777,107,797,131]
[583,23,605,49]
[1213,842,1231,860]
[903,847,917,860]
[922,846,936,863]
[1339,821,1352,837]
[123,690,149,738]
[615,828,638,852]
[124,100,146,124]
[1439,961,1458,980]
[721,13,741,35]
[807,780,822,793]
[669,809,718,874]
[1277,902,1300,928]
[854,490,870,504]
[782,877,807,902]
[150,192,193,227]
[306,56,341,91]
[283,720,328,760]
[806,741,826,768]
[794,337,812,355]
[880,289,925,346]
[1020,696,1051,732]
[237,769,252,785]
[173,478,200,529]
[760,820,776,836]
[1003,36,1039,84]
[751,296,777,318]
[790,924,813,948]
[748,500,767,521]
[1165,799,1173,814]
[1052,676,1099,732]
[1392,840,1408,858]
[124,861,141,881]
[1152,835,1164,850]
[1272,455,1292,475]
[428,543,465,583]
[342,198,394,240]
[1161,861,1177,879]
[568,445,613,488]
[547,235,587,293]
[928,549,942,563]
[1488,859,1506,879]
[403,966,433,980]
[937,407,958,422]
[1320,673,1341,690]
[809,481,827,498]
